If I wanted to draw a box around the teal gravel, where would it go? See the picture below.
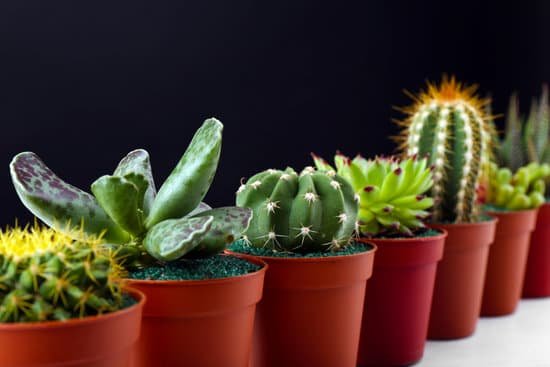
[229,240,372,258]
[369,228,442,239]
[129,254,261,281]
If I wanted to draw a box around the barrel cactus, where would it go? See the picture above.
[313,153,434,236]
[0,225,124,322]
[10,119,252,266]
[396,76,495,223]
[236,167,358,252]
[485,162,550,210]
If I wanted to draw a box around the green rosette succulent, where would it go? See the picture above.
[485,162,550,210]
[10,119,252,267]
[313,153,434,236]
[0,225,124,322]
[236,167,358,252]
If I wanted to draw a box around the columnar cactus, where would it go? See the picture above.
[0,225,124,322]
[10,119,252,266]
[396,76,495,223]
[486,162,550,210]
[236,167,358,252]
[313,153,434,236]
[499,85,550,172]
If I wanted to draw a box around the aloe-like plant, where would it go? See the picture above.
[499,85,550,172]
[313,153,434,236]
[10,119,252,267]
[485,161,550,210]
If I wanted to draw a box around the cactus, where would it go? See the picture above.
[313,153,434,236]
[10,119,252,266]
[0,224,124,323]
[396,76,495,223]
[499,85,550,172]
[485,162,550,210]
[236,167,358,252]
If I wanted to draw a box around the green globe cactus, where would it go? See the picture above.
[486,162,550,210]
[236,167,358,252]
[313,153,434,236]
[0,225,124,322]
[10,119,252,266]
[396,76,495,223]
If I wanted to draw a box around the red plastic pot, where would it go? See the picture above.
[523,203,550,298]
[0,288,144,367]
[356,231,446,366]
[481,209,538,316]
[428,218,497,339]
[127,255,267,367]
[229,245,376,367]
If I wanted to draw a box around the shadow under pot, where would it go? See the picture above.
[427,218,497,339]
[523,203,550,298]
[228,243,376,367]
[356,230,446,366]
[126,254,267,367]
[0,288,145,367]
[481,209,538,316]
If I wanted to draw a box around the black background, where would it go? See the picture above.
[1,1,549,224]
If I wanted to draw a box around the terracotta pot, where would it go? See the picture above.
[127,255,267,367]
[0,288,144,367]
[481,209,538,316]
[356,231,446,366]
[523,203,550,298]
[228,245,376,367]
[428,218,497,339]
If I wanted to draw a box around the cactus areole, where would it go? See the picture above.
[396,76,495,223]
[10,119,252,267]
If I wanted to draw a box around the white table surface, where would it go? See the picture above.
[419,297,550,367]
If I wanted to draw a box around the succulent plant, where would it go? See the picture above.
[236,167,358,252]
[313,153,434,236]
[485,162,550,210]
[0,224,124,323]
[396,76,495,223]
[499,85,550,172]
[10,119,252,266]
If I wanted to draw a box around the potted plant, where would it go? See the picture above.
[497,86,550,298]
[481,161,549,315]
[10,118,267,367]
[0,224,144,367]
[396,76,498,339]
[313,153,446,366]
[228,166,376,367]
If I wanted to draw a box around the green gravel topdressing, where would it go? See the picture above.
[229,240,371,258]
[129,254,261,281]
[368,228,442,239]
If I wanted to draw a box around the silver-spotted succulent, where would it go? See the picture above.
[10,119,252,266]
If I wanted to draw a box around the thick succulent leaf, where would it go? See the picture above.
[145,119,223,228]
[91,175,145,237]
[185,202,212,217]
[189,206,252,256]
[10,152,129,243]
[113,149,156,216]
[143,216,213,261]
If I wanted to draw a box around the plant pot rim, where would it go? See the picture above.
[485,208,539,216]
[125,254,267,286]
[430,216,499,229]
[226,242,377,263]
[0,287,145,331]
[359,228,448,244]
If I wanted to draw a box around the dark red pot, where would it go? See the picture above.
[523,203,550,298]
[228,246,376,367]
[481,209,538,316]
[427,219,497,339]
[356,231,446,366]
